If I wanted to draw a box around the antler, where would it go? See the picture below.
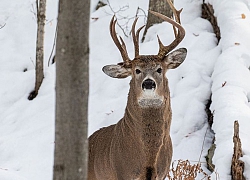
[110,16,145,64]
[110,16,131,66]
[131,18,145,58]
[149,0,185,59]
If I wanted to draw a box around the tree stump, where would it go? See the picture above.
[231,121,245,180]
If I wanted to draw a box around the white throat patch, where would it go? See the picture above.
[138,89,163,108]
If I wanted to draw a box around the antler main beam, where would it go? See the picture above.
[110,16,131,66]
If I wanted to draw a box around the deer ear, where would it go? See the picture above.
[102,64,132,78]
[163,48,187,69]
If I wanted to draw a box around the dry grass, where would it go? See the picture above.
[166,160,211,180]
[166,125,221,179]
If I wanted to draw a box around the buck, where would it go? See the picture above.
[88,1,187,179]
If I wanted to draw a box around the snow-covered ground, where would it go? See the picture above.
[0,0,250,179]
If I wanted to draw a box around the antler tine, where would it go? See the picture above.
[166,0,182,23]
[110,16,131,66]
[166,0,182,38]
[131,18,145,58]
[149,7,185,59]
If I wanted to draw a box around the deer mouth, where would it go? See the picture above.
[138,79,163,108]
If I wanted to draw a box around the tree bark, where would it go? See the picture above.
[53,0,90,179]
[28,0,46,100]
[201,2,220,42]
[142,0,173,42]
[231,121,245,180]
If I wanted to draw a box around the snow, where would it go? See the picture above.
[206,0,250,178]
[0,0,250,179]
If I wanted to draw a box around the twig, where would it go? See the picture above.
[199,125,209,163]
[104,0,129,37]
[48,22,58,66]
[104,0,147,37]
[30,2,37,21]
[136,7,147,24]
[30,57,36,68]
[0,23,6,29]
[46,19,53,25]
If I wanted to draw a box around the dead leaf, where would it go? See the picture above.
[91,17,99,21]
[241,14,246,19]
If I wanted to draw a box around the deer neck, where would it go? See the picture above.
[123,81,172,147]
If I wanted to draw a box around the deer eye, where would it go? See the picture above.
[135,69,141,74]
[157,68,162,74]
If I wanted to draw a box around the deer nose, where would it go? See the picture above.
[142,79,156,90]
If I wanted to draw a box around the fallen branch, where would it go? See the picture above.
[201,2,220,43]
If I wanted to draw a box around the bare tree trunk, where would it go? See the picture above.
[53,0,90,180]
[28,0,46,100]
[142,0,173,42]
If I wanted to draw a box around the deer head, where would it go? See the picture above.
[103,3,187,108]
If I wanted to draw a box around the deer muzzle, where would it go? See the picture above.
[138,78,163,108]
[142,79,156,90]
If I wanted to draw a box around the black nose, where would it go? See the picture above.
[142,79,156,90]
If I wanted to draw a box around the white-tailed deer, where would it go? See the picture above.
[88,1,186,179]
